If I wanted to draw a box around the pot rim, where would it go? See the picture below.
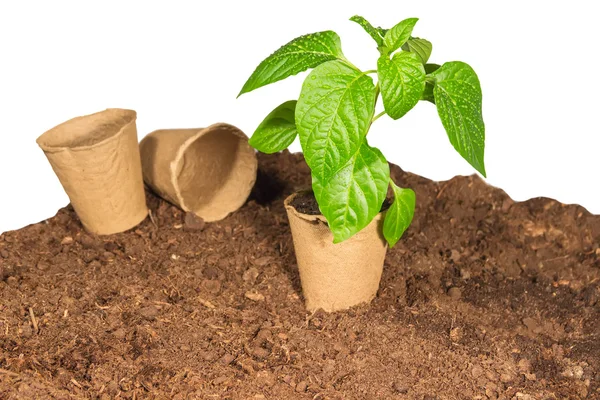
[36,108,137,153]
[168,122,255,216]
[284,191,385,224]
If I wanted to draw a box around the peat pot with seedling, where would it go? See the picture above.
[239,16,486,312]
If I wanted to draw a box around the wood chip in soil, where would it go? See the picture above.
[0,151,598,399]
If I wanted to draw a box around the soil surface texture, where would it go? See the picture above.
[1,151,599,399]
[289,191,323,215]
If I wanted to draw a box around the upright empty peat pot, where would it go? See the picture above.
[37,108,148,235]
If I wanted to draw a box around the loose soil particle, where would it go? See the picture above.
[0,151,599,399]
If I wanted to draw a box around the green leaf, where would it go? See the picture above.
[421,84,435,104]
[401,37,432,64]
[350,15,384,47]
[383,18,418,53]
[421,63,440,103]
[313,142,390,243]
[296,60,376,181]
[249,101,297,153]
[424,63,441,74]
[238,31,345,96]
[377,27,389,37]
[377,51,425,119]
[430,62,486,176]
[383,181,415,247]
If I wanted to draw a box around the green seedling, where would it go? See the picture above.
[239,16,485,247]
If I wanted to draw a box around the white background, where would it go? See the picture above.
[0,1,598,234]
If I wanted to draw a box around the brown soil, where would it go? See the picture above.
[289,191,322,215]
[1,151,599,399]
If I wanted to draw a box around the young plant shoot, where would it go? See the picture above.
[239,16,485,247]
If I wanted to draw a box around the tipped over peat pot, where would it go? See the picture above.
[36,108,148,235]
[284,192,388,312]
[139,123,257,222]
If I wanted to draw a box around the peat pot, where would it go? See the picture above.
[139,123,257,222]
[36,108,148,235]
[284,192,388,312]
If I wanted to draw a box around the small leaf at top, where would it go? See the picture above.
[401,37,432,64]
[249,100,297,153]
[377,27,389,37]
[430,62,486,176]
[383,181,415,247]
[378,51,426,119]
[383,18,418,53]
[350,15,384,47]
[421,63,441,103]
[313,141,390,243]
[296,60,376,182]
[238,31,345,96]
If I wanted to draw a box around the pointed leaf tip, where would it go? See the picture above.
[238,31,345,95]
[349,15,384,47]
[430,61,486,177]
[383,18,419,53]
[383,182,416,247]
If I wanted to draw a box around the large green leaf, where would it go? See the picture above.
[238,31,344,96]
[313,142,390,243]
[249,101,297,153]
[383,18,418,53]
[296,60,376,181]
[401,37,432,64]
[383,181,415,247]
[422,63,440,103]
[378,51,426,119]
[430,62,486,176]
[350,15,384,47]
